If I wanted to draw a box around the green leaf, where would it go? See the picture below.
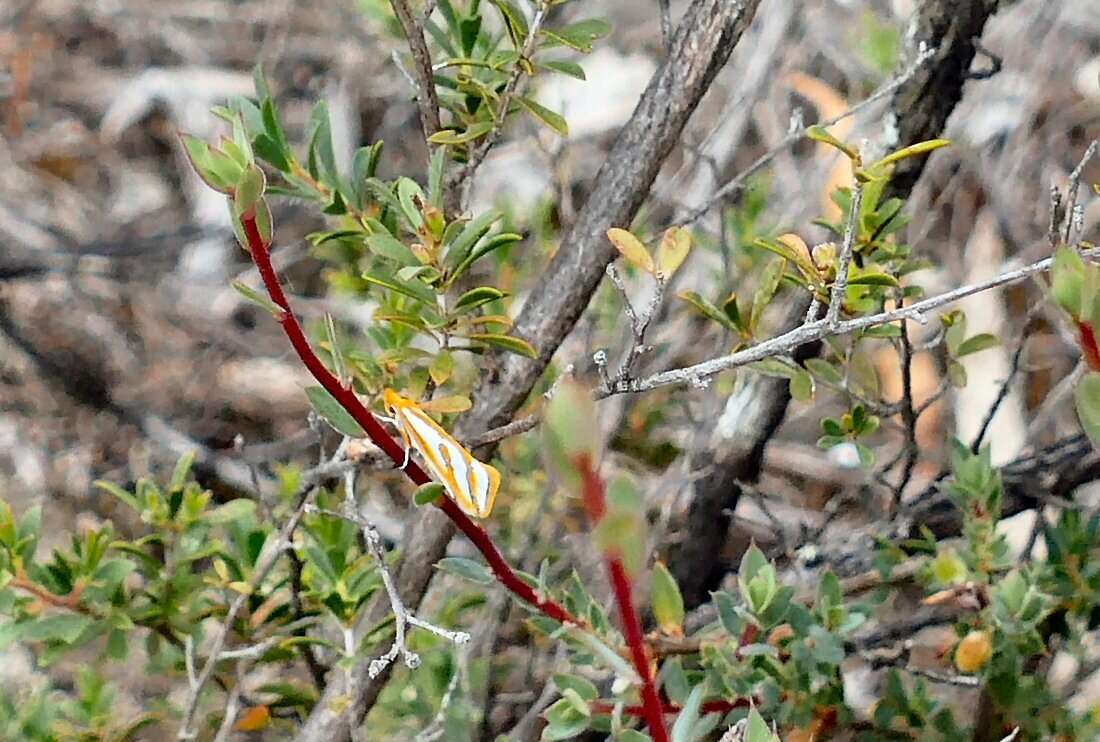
[436,556,494,585]
[804,358,843,385]
[806,125,860,161]
[1076,372,1100,448]
[541,60,586,79]
[429,351,454,385]
[169,452,196,492]
[366,234,419,266]
[232,280,283,316]
[414,482,446,506]
[750,258,785,331]
[790,369,814,402]
[552,674,598,702]
[1052,247,1085,316]
[650,561,685,634]
[362,270,436,305]
[233,164,266,218]
[669,685,705,742]
[490,0,529,48]
[444,210,502,272]
[872,138,950,169]
[207,499,257,525]
[745,708,780,742]
[304,386,367,437]
[955,333,1000,357]
[450,232,523,279]
[427,122,495,145]
[607,228,654,273]
[396,177,425,229]
[847,271,899,287]
[516,96,569,136]
[454,286,507,313]
[467,333,537,358]
[739,544,767,584]
[540,18,612,53]
[22,614,92,644]
[679,291,736,331]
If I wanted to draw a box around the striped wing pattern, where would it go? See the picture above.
[383,389,501,518]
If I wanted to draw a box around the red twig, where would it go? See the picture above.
[239,211,577,627]
[578,454,669,742]
[1078,321,1100,372]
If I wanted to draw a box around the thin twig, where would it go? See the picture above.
[825,179,865,328]
[894,315,918,502]
[389,0,442,141]
[676,43,936,226]
[1062,139,1099,245]
[607,264,666,383]
[177,481,320,739]
[606,247,1100,396]
[449,1,549,197]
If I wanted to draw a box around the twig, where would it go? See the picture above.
[676,43,936,226]
[970,319,1034,453]
[1062,139,1099,245]
[894,314,918,502]
[212,662,247,742]
[825,179,865,328]
[576,455,669,742]
[413,645,467,742]
[388,0,442,142]
[657,0,672,54]
[449,1,549,197]
[605,247,1100,396]
[177,479,320,739]
[305,502,471,680]
[607,264,666,382]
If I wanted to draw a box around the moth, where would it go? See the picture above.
[382,388,501,518]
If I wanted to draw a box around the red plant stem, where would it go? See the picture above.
[239,211,577,627]
[1078,321,1100,372]
[578,454,669,742]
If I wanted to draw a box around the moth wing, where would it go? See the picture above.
[466,459,501,518]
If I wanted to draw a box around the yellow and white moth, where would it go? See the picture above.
[383,388,501,518]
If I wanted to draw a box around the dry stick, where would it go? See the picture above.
[607,247,1100,396]
[389,0,442,140]
[237,210,577,625]
[894,314,919,502]
[675,43,936,227]
[825,179,865,328]
[577,455,668,742]
[449,1,549,196]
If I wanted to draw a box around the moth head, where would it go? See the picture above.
[382,387,407,416]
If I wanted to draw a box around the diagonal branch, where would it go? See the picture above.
[389,0,442,142]
[298,2,763,735]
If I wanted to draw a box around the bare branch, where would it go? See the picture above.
[607,247,1100,396]
[389,0,442,141]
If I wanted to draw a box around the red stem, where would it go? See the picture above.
[1078,321,1100,372]
[578,455,669,742]
[239,211,577,627]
